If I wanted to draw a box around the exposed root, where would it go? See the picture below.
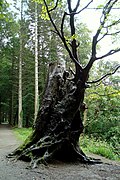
[7,130,102,168]
[7,128,102,168]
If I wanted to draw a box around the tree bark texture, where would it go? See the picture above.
[9,62,101,168]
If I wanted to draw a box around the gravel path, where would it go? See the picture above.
[0,124,120,180]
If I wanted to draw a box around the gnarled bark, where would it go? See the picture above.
[8,62,101,168]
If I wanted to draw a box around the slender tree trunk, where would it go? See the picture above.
[18,0,23,128]
[34,2,39,123]
[9,56,15,126]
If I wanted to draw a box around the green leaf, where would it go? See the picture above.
[97,4,104,9]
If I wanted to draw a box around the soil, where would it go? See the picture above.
[0,124,120,180]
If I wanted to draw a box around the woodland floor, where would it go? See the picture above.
[0,124,120,180]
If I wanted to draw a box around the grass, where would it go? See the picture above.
[13,128,119,161]
[80,135,120,161]
[13,127,32,141]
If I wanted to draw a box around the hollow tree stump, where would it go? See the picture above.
[8,61,101,168]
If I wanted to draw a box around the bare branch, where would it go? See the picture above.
[96,18,120,42]
[104,18,120,28]
[96,48,120,60]
[100,0,118,24]
[66,0,93,15]
[87,65,120,84]
[107,30,120,35]
[60,12,83,70]
[84,0,119,74]
[73,0,80,12]
[61,12,67,38]
[97,28,108,43]
[97,29,120,43]
[77,0,93,14]
[43,0,62,39]
[67,0,72,13]
[61,36,83,71]
[95,0,118,49]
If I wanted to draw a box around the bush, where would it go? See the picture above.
[80,135,119,161]
[84,84,120,157]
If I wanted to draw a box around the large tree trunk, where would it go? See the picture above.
[8,62,101,168]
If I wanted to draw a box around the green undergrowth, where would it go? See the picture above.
[13,128,119,161]
[13,127,32,141]
[80,135,120,161]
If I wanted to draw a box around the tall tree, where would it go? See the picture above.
[34,2,39,123]
[8,0,120,167]
[18,0,24,128]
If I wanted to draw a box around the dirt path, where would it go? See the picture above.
[0,124,120,180]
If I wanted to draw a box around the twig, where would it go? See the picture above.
[87,65,120,84]
[49,0,59,12]
[96,49,120,60]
